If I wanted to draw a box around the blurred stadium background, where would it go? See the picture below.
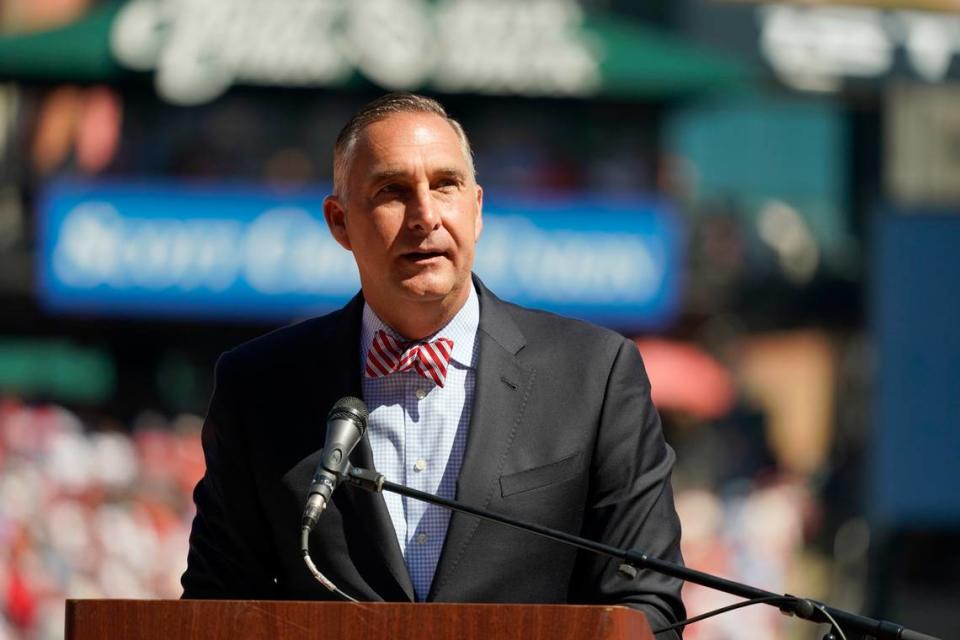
[1,0,959,638]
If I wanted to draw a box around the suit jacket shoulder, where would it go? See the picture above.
[498,296,636,357]
[476,285,649,402]
[218,294,363,380]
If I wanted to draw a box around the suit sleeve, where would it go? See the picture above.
[181,350,281,599]
[569,336,686,637]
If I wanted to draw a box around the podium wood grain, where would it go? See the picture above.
[65,600,655,640]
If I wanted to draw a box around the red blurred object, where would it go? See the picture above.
[76,86,122,173]
[31,85,122,175]
[5,569,37,631]
[633,338,735,420]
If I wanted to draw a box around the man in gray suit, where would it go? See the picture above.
[182,93,685,635]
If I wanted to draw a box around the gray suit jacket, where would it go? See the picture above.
[182,277,685,634]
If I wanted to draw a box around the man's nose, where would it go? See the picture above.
[407,185,441,232]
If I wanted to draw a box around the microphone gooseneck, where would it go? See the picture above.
[299,396,368,602]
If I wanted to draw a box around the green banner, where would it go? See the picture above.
[0,0,750,104]
[0,339,115,403]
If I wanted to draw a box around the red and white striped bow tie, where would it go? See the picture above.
[365,329,455,388]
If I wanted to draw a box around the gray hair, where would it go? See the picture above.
[332,93,476,199]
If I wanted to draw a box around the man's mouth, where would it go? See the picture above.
[401,251,446,262]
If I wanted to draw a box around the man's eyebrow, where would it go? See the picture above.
[366,167,467,184]
[433,167,467,180]
[366,169,409,184]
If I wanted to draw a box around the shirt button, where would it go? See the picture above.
[414,458,427,472]
[415,388,427,400]
[416,533,428,545]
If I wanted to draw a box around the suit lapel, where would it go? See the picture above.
[428,278,535,600]
[315,293,415,601]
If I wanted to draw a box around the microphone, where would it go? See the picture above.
[301,396,368,532]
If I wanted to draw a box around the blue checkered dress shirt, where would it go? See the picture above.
[360,284,479,601]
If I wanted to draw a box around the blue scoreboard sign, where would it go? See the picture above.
[38,180,683,329]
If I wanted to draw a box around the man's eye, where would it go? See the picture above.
[435,180,459,191]
[378,183,402,195]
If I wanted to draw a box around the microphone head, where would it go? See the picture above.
[327,396,368,432]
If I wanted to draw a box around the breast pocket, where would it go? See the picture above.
[499,451,586,498]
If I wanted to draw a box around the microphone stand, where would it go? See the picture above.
[345,466,939,640]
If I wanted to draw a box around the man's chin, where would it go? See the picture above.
[395,274,462,303]
[397,282,451,302]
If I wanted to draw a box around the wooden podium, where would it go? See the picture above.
[65,600,655,640]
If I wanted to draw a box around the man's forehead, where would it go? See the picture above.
[353,113,467,172]
[362,110,455,140]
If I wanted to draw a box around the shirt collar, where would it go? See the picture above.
[360,282,480,370]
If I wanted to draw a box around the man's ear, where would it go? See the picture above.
[474,184,483,240]
[323,195,352,251]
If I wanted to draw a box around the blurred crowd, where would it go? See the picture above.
[0,400,202,640]
[675,474,824,640]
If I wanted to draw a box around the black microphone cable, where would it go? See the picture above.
[301,526,358,603]
[652,595,848,640]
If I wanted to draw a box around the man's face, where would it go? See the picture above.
[324,112,483,320]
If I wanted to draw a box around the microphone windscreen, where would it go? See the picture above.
[327,396,369,425]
